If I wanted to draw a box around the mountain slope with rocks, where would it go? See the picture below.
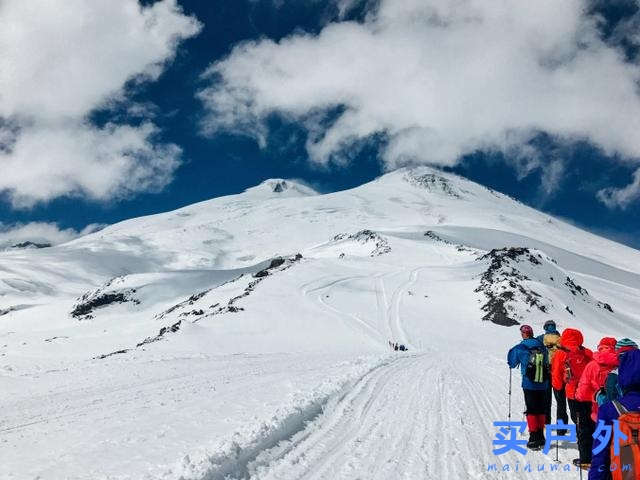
[2,167,640,479]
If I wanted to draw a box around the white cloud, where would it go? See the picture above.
[199,0,640,204]
[597,168,640,209]
[0,222,104,249]
[0,0,201,207]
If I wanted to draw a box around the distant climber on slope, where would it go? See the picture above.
[507,324,550,450]
[576,337,617,423]
[552,328,594,469]
[537,320,563,427]
[588,348,640,480]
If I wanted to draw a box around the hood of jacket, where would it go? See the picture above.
[560,328,584,350]
[521,337,544,350]
[619,349,640,392]
[597,337,617,352]
[593,351,618,368]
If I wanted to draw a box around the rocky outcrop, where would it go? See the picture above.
[71,277,140,320]
[424,231,474,253]
[404,172,466,198]
[475,247,615,326]
[10,241,52,249]
[475,248,547,326]
[333,230,391,257]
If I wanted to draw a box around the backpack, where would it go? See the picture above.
[610,400,640,480]
[597,373,623,406]
[526,346,548,383]
[543,333,561,363]
[563,346,589,386]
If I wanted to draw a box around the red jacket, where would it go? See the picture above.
[551,329,593,399]
[575,338,617,421]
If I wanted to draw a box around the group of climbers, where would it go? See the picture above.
[388,340,407,351]
[507,320,640,478]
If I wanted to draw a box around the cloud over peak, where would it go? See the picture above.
[199,0,640,205]
[0,0,201,207]
[0,222,104,250]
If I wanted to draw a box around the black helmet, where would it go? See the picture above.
[543,320,556,332]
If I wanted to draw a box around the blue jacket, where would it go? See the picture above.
[508,337,549,391]
[589,349,640,480]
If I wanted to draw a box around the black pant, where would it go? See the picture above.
[553,387,569,426]
[545,383,552,424]
[568,399,595,463]
[523,389,547,414]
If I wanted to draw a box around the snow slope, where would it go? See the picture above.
[1,167,639,479]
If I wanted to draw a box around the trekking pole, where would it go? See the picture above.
[577,415,582,480]
[508,368,512,423]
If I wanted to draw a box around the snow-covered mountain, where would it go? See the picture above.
[2,167,640,479]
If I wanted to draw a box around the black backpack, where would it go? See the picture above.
[525,346,549,383]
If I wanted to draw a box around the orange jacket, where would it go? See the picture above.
[551,329,593,399]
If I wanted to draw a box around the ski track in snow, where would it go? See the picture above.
[303,275,384,346]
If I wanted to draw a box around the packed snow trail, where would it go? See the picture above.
[202,351,578,480]
[239,353,458,480]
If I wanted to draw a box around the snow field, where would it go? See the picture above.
[2,167,640,479]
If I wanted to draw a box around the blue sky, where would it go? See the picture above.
[1,0,640,248]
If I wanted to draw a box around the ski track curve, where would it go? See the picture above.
[384,267,423,348]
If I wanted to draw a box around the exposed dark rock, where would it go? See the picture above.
[0,306,16,317]
[566,306,574,315]
[44,336,69,343]
[333,230,391,257]
[94,349,129,360]
[598,302,614,313]
[405,172,464,198]
[475,247,550,326]
[480,292,520,326]
[565,277,588,296]
[11,241,52,249]
[254,256,290,278]
[272,181,287,193]
[71,289,139,319]
[269,258,286,269]
[156,288,216,320]
[423,231,475,253]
